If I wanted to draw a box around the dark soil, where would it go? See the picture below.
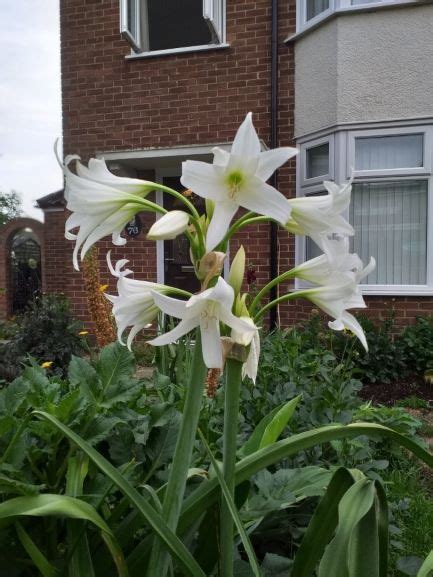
[360,375,433,406]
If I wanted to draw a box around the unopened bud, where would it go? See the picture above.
[147,210,190,240]
[228,246,245,295]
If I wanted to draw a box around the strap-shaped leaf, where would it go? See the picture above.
[417,550,433,577]
[179,422,433,535]
[33,410,205,577]
[0,494,126,576]
[199,431,261,577]
[292,467,355,577]
[319,478,376,577]
[347,496,379,577]
[240,395,301,457]
[375,480,389,576]
[15,521,58,577]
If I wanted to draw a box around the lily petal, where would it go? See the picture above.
[200,316,223,368]
[181,160,226,201]
[231,112,261,158]
[256,147,298,181]
[206,199,239,251]
[238,176,291,225]
[151,290,188,319]
[148,316,198,346]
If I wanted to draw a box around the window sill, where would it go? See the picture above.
[287,0,428,43]
[126,43,230,60]
[294,280,433,297]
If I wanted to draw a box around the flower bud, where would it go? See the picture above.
[147,210,190,240]
[228,246,245,295]
[198,251,226,288]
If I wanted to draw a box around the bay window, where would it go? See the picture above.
[299,124,433,294]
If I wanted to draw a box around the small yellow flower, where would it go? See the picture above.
[41,361,53,369]
[99,284,109,292]
[78,330,89,336]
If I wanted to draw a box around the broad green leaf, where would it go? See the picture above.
[4,378,30,414]
[34,411,205,577]
[199,431,261,577]
[68,356,101,401]
[417,551,433,577]
[15,521,58,577]
[318,478,376,577]
[96,343,135,392]
[179,422,433,536]
[292,467,355,577]
[259,395,301,449]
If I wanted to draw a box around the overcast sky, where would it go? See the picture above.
[0,1,62,222]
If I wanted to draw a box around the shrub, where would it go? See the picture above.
[0,294,85,381]
[400,316,433,375]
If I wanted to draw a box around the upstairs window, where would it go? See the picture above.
[306,0,330,20]
[120,0,225,55]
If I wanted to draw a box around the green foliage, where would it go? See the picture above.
[0,190,21,226]
[0,294,84,381]
[399,316,433,374]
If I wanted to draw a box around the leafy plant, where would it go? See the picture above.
[0,294,84,381]
[400,316,433,375]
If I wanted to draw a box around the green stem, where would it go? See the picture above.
[249,269,296,315]
[147,330,208,576]
[220,358,243,577]
[253,291,301,322]
[221,215,271,247]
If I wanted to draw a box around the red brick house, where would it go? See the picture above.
[28,0,433,329]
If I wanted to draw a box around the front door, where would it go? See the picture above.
[162,176,202,293]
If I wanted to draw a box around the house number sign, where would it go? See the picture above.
[125,215,142,237]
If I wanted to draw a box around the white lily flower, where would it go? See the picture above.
[299,278,369,350]
[293,236,376,286]
[181,113,298,251]
[63,156,155,270]
[231,317,261,383]
[287,179,354,257]
[105,254,169,349]
[147,210,190,240]
[149,277,256,369]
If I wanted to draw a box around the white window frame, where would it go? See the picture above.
[300,134,335,187]
[296,0,423,34]
[347,126,431,179]
[296,123,433,295]
[120,0,228,58]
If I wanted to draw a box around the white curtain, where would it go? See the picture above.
[306,0,329,20]
[355,134,423,171]
[306,143,329,179]
[350,181,428,285]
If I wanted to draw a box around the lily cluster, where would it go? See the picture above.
[61,112,374,380]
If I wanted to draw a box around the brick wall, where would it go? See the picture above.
[52,0,433,335]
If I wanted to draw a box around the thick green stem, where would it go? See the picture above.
[249,269,296,315]
[147,331,207,576]
[220,358,243,577]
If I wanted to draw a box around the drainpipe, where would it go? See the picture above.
[269,0,278,330]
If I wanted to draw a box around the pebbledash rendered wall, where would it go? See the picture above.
[41,0,432,335]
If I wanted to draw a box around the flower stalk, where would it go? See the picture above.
[147,330,208,576]
[220,357,244,577]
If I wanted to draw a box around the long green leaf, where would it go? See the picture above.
[347,496,379,577]
[417,550,433,577]
[65,455,95,577]
[375,481,389,577]
[199,431,261,577]
[0,493,127,576]
[259,395,301,449]
[15,521,58,577]
[33,410,205,577]
[240,405,283,457]
[292,467,355,577]
[179,422,433,534]
[319,478,376,577]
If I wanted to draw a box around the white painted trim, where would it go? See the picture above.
[346,126,430,179]
[126,42,230,59]
[292,0,427,36]
[300,134,334,187]
[296,122,433,295]
[98,142,232,162]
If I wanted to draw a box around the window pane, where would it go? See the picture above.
[306,0,330,20]
[355,134,424,170]
[147,0,212,51]
[128,0,137,38]
[351,0,381,4]
[306,143,329,179]
[350,181,428,285]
